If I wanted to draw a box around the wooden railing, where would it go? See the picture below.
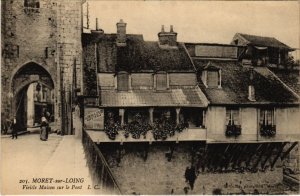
[82,129,122,195]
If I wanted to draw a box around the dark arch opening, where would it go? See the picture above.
[12,62,55,131]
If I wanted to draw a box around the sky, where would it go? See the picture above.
[85,1,300,57]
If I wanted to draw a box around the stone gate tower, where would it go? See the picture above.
[1,0,84,134]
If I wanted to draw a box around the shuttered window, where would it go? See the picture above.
[156,73,167,90]
[117,72,129,91]
[207,71,219,87]
[226,108,240,125]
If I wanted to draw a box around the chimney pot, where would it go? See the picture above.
[170,25,174,32]
[96,18,98,30]
[248,68,256,101]
[158,25,177,47]
[116,19,127,47]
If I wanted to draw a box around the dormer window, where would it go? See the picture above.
[207,70,219,87]
[24,0,40,8]
[202,62,221,88]
[155,72,168,90]
[117,71,129,91]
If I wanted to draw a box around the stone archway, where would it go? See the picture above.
[11,62,55,130]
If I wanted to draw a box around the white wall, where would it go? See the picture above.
[207,106,300,142]
[26,83,35,126]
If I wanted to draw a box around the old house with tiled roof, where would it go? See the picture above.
[80,20,300,194]
[185,42,299,142]
[231,33,294,66]
[82,21,209,142]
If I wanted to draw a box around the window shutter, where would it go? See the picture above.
[117,72,129,91]
[156,73,167,90]
[207,71,218,87]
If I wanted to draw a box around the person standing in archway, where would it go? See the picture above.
[11,117,18,139]
[40,115,48,141]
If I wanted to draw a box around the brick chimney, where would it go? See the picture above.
[248,68,256,101]
[158,25,177,47]
[116,19,127,47]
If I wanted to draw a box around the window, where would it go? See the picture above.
[207,70,219,87]
[180,108,205,128]
[117,72,129,91]
[226,108,240,125]
[259,108,276,137]
[156,72,168,90]
[202,63,221,88]
[24,0,40,8]
[226,108,241,137]
[4,44,19,58]
[259,109,275,126]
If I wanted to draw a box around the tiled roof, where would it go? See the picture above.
[100,87,208,107]
[82,33,195,73]
[236,33,292,50]
[194,60,299,104]
[269,69,300,96]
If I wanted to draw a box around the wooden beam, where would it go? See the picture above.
[236,144,249,168]
[246,144,262,168]
[260,143,278,170]
[252,143,270,171]
[206,144,217,170]
[224,144,237,170]
[270,142,287,169]
[281,142,298,160]
[231,144,245,170]
[213,144,229,171]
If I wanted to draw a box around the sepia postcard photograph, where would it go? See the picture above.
[1,0,300,195]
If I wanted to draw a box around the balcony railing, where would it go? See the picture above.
[82,129,122,194]
[87,128,207,143]
[225,125,241,137]
[260,124,276,137]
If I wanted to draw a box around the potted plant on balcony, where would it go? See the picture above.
[260,121,276,137]
[225,120,241,137]
[104,111,121,140]
[123,113,152,139]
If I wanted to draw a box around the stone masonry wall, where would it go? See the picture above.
[57,0,83,92]
[100,142,284,195]
[1,0,58,122]
[1,0,83,132]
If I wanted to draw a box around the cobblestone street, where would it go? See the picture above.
[1,131,97,195]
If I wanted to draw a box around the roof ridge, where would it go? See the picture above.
[182,43,197,72]
[256,67,300,100]
[238,32,276,40]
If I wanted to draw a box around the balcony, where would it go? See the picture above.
[260,124,276,137]
[225,125,241,137]
[86,128,207,143]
